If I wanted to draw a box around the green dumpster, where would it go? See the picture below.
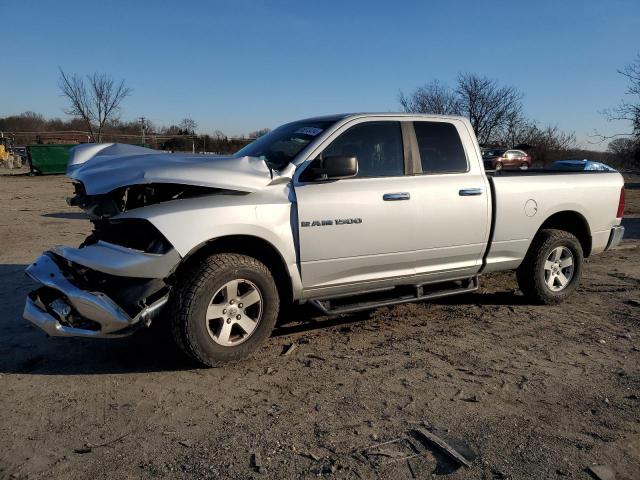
[27,144,77,175]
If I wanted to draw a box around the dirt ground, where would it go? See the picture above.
[0,171,639,480]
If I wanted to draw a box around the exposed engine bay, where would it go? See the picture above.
[68,181,240,219]
[67,182,245,254]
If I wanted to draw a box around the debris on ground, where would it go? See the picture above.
[282,343,297,356]
[251,452,266,474]
[587,464,616,480]
[305,353,326,361]
[359,426,476,471]
[361,437,416,465]
[412,428,473,468]
[74,432,132,454]
[300,451,321,461]
[462,394,481,403]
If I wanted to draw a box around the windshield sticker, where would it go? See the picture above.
[295,127,323,136]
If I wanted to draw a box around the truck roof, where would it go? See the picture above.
[297,112,468,123]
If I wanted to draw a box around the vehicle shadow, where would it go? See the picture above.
[0,263,527,376]
[273,289,529,337]
[274,305,373,337]
[41,212,88,220]
[0,264,196,375]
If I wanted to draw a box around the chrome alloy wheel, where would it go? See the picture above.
[205,279,263,346]
[543,246,574,292]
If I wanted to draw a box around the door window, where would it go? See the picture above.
[320,121,404,178]
[413,122,467,173]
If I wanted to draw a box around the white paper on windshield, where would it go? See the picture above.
[295,127,323,136]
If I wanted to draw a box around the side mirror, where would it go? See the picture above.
[315,155,358,179]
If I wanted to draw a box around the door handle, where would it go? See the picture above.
[459,188,483,196]
[383,192,410,201]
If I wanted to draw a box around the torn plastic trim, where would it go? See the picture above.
[52,242,181,279]
[68,182,248,219]
[23,253,169,338]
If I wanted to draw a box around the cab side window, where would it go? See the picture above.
[321,121,404,178]
[413,121,468,174]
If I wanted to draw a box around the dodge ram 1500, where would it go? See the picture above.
[23,113,626,366]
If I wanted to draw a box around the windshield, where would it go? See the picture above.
[234,120,336,170]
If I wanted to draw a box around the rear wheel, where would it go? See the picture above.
[495,161,503,171]
[519,162,529,170]
[516,229,583,304]
[169,253,280,366]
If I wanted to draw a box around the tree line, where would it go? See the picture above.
[2,59,638,167]
[0,111,262,154]
[399,55,639,168]
[0,68,269,154]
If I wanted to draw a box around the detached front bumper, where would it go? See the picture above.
[23,250,173,338]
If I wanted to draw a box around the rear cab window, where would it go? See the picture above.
[413,121,468,174]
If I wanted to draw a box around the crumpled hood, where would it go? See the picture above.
[67,143,292,195]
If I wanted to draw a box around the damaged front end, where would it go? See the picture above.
[24,143,285,339]
[24,253,170,338]
[23,184,192,338]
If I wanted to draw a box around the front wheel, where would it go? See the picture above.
[516,229,583,304]
[169,253,280,366]
[495,161,503,171]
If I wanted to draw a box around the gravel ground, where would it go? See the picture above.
[0,172,639,480]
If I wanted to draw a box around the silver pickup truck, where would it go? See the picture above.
[23,113,626,366]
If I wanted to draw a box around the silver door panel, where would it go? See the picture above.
[301,249,421,290]
[296,176,417,288]
[401,171,490,274]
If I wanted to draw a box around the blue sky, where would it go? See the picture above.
[2,0,639,148]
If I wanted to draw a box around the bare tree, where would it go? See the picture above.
[58,68,131,142]
[247,127,271,139]
[607,137,639,168]
[608,137,637,155]
[603,54,640,138]
[456,73,523,145]
[399,74,523,145]
[494,112,532,147]
[213,130,227,140]
[399,80,461,115]
[179,118,197,135]
[179,118,198,153]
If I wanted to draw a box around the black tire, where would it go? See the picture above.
[169,253,280,366]
[516,229,583,305]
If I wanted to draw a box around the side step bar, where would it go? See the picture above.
[309,276,479,315]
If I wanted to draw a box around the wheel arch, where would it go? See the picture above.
[536,210,592,257]
[173,235,295,307]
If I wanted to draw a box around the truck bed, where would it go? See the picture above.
[485,169,619,177]
[482,170,623,273]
